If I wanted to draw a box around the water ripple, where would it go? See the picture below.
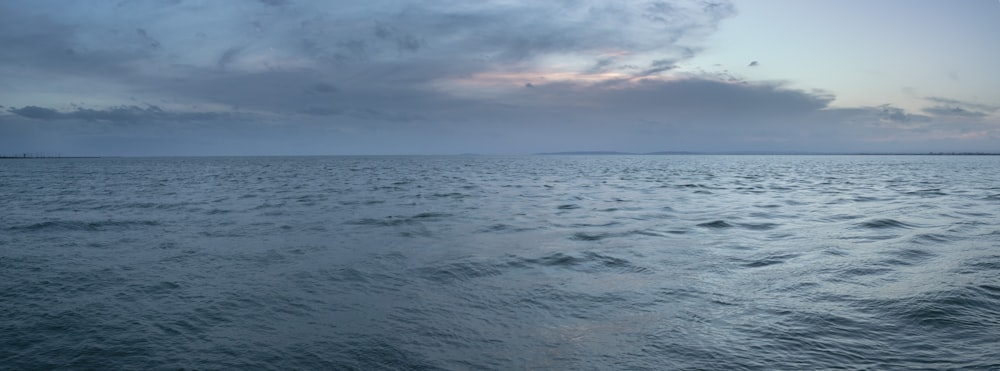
[2,155,998,369]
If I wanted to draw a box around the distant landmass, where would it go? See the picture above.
[535,151,1000,156]
[536,151,636,155]
[537,150,827,155]
[0,153,99,159]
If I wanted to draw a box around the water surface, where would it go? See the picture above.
[2,155,998,369]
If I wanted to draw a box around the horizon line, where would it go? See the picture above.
[3,151,1000,159]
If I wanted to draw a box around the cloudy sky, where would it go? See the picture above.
[1,0,998,155]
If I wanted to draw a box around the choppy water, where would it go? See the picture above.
[2,155,999,369]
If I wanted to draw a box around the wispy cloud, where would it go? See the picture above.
[877,104,931,124]
[922,97,998,118]
[8,105,226,124]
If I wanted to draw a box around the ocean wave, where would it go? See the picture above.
[8,219,160,232]
[855,218,916,229]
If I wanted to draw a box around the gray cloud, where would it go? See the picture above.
[135,28,161,49]
[8,105,225,124]
[922,106,987,118]
[573,78,834,117]
[301,107,342,116]
[8,106,62,120]
[217,46,246,70]
[587,58,616,74]
[921,97,997,118]
[878,104,931,123]
[285,0,736,77]
[635,59,678,77]
[2,0,996,155]
[924,97,996,110]
[308,82,338,94]
[1,1,738,102]
[0,11,132,77]
[373,22,422,53]
[259,0,289,6]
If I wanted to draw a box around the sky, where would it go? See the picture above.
[1,0,998,156]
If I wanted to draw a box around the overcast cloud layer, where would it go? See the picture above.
[1,0,998,155]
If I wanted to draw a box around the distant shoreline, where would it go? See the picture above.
[535,151,1000,156]
[2,152,999,158]
[0,155,101,159]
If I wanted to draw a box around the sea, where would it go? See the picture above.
[1,155,998,370]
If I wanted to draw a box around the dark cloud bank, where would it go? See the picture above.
[0,0,996,155]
